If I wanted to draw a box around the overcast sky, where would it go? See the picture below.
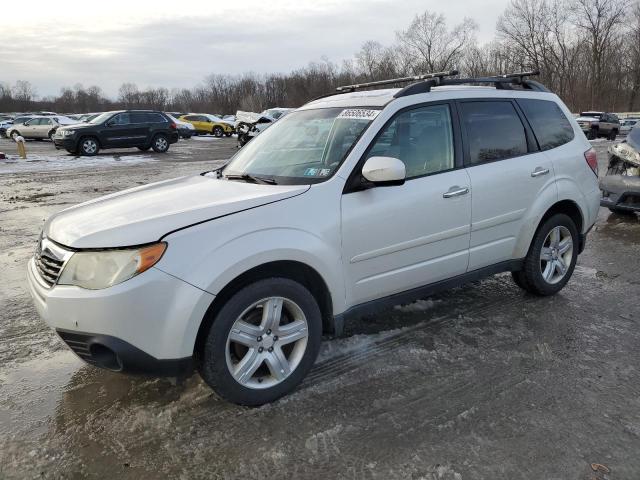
[1,0,509,98]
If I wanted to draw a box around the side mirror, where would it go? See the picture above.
[361,156,406,187]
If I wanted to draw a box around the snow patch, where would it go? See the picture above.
[0,153,155,173]
[394,298,439,313]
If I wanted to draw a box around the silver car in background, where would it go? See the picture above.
[7,115,78,140]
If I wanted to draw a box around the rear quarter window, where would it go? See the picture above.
[517,99,574,151]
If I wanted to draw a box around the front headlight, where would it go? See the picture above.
[58,242,167,289]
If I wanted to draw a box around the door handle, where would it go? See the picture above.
[443,186,469,198]
[531,167,550,177]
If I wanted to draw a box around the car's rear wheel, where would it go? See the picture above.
[212,126,224,137]
[151,134,169,153]
[79,137,99,156]
[225,132,232,137]
[512,213,578,296]
[587,129,597,140]
[48,130,56,140]
[198,277,322,406]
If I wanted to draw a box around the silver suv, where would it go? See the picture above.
[28,71,600,405]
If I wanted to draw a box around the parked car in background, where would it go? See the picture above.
[52,110,179,156]
[620,118,639,135]
[77,113,102,123]
[600,124,640,215]
[179,113,234,137]
[166,113,195,139]
[235,110,280,147]
[262,107,294,120]
[0,115,35,138]
[576,111,620,140]
[7,115,78,140]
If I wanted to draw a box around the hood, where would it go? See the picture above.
[576,116,600,122]
[44,175,309,249]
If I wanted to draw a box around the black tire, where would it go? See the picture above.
[79,137,99,156]
[608,207,636,216]
[607,129,618,141]
[48,130,56,140]
[212,126,224,137]
[198,277,322,406]
[137,146,151,151]
[587,129,597,140]
[225,132,232,137]
[151,134,169,153]
[513,213,579,296]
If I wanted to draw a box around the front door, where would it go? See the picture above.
[457,99,557,271]
[341,103,472,306]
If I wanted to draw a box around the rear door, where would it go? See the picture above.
[458,99,557,271]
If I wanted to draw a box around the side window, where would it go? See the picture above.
[130,112,146,123]
[460,101,528,164]
[111,113,131,125]
[365,104,455,179]
[517,99,575,151]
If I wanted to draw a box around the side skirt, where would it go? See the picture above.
[331,259,524,337]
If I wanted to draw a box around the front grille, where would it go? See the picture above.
[34,251,64,286]
[57,330,98,365]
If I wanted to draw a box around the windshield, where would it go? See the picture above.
[222,107,378,184]
[89,112,115,124]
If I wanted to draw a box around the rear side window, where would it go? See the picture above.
[517,99,574,151]
[459,101,527,164]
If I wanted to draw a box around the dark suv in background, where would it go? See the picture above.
[53,110,179,156]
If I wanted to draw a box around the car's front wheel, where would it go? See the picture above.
[198,278,322,406]
[212,126,224,137]
[608,129,618,141]
[512,213,578,296]
[79,137,99,156]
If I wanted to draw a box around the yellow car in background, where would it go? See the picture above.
[179,113,234,137]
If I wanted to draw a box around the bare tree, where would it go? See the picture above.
[396,11,478,73]
[12,80,37,110]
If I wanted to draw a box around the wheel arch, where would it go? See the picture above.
[194,260,335,360]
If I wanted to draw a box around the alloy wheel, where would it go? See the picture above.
[540,225,573,284]
[82,139,97,154]
[225,297,309,389]
[154,137,168,151]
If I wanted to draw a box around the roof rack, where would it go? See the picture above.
[335,70,459,93]
[394,70,549,97]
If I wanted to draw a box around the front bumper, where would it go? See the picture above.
[600,174,640,212]
[27,257,215,376]
[53,136,77,150]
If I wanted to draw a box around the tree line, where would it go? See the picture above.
[1,0,639,115]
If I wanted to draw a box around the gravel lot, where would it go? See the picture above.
[1,136,639,479]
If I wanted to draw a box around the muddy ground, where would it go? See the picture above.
[0,136,639,480]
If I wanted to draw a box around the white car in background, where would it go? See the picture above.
[166,113,196,139]
[7,115,78,140]
[620,118,639,135]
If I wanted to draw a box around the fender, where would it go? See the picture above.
[554,173,594,232]
[511,178,559,259]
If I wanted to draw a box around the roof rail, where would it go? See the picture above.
[335,70,459,93]
[395,70,549,97]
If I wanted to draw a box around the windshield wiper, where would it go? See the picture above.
[224,173,278,185]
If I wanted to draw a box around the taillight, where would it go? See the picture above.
[170,122,177,130]
[584,148,598,176]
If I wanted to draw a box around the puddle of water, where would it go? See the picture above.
[0,350,82,437]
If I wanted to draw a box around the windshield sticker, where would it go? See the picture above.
[303,168,332,177]
[337,109,380,121]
